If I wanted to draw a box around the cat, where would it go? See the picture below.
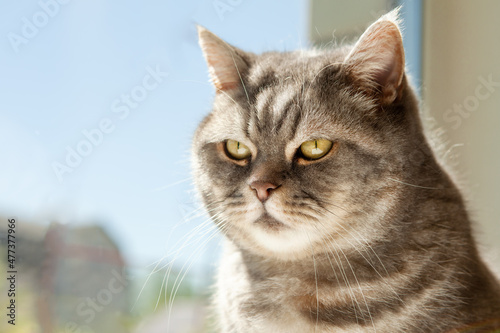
[191,9,500,333]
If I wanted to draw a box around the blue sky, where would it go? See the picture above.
[0,0,308,268]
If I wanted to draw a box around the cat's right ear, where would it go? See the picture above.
[197,26,249,93]
[342,9,405,105]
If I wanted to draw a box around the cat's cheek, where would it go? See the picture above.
[219,197,261,227]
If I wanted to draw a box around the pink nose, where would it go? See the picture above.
[249,181,278,203]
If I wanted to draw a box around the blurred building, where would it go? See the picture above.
[39,223,130,333]
[0,219,131,333]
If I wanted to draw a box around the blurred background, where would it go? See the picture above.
[0,0,498,332]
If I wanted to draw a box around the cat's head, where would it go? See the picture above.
[192,10,428,260]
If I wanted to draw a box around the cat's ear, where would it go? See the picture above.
[197,26,249,93]
[343,9,405,105]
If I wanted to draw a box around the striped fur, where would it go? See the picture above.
[192,10,500,333]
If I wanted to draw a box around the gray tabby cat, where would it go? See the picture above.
[192,10,500,333]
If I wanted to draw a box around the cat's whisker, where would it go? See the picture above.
[305,229,320,332]
[303,61,343,102]
[310,198,391,272]
[231,59,250,104]
[313,226,362,324]
[164,215,229,311]
[297,40,307,108]
[441,143,464,162]
[319,237,342,285]
[167,220,225,307]
[137,214,219,311]
[153,203,226,264]
[386,177,442,190]
[168,219,231,311]
[156,218,218,272]
[310,199,404,305]
[151,177,192,192]
[135,199,226,313]
[334,227,403,302]
[317,222,376,331]
[316,224,365,324]
[164,209,227,271]
[166,221,228,332]
[133,214,214,309]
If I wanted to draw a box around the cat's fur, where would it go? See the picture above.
[192,10,500,333]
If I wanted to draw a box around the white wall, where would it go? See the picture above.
[308,0,392,43]
[422,0,500,267]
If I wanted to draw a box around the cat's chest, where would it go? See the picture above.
[215,246,403,333]
[236,290,370,333]
[218,269,363,333]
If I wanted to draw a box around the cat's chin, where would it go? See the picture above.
[253,213,287,231]
[242,212,324,260]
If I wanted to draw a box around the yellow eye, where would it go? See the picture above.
[226,139,251,160]
[300,139,333,160]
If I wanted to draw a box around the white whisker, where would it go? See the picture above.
[305,229,320,332]
[387,177,441,190]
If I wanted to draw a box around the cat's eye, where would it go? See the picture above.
[300,139,333,160]
[225,139,251,160]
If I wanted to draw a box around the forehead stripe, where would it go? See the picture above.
[273,91,301,135]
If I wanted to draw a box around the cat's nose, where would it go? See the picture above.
[249,181,278,203]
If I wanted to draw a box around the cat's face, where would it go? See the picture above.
[193,14,423,260]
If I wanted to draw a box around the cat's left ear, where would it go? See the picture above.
[343,9,405,105]
[197,26,249,93]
